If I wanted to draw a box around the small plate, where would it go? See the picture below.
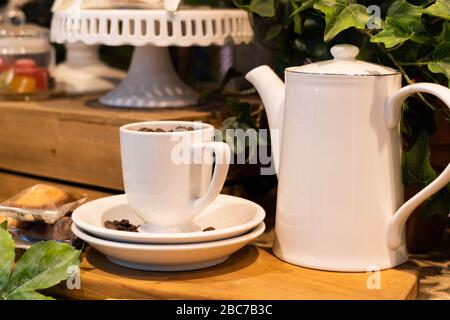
[72,222,265,271]
[72,194,265,244]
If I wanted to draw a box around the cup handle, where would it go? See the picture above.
[385,83,450,250]
[190,141,231,214]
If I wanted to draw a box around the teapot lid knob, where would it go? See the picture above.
[331,44,359,61]
[286,43,399,75]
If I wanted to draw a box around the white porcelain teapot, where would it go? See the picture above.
[246,44,450,272]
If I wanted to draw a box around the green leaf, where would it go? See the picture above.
[428,58,450,85]
[232,0,275,17]
[429,42,450,84]
[314,0,369,42]
[293,13,302,34]
[433,41,450,59]
[226,97,256,128]
[0,220,7,230]
[370,25,411,48]
[439,21,450,42]
[7,241,80,297]
[291,2,302,34]
[7,291,55,300]
[290,0,317,17]
[371,0,434,48]
[265,23,283,41]
[422,185,450,218]
[0,228,14,294]
[425,0,450,19]
[402,131,437,186]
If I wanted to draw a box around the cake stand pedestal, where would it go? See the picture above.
[53,42,126,94]
[100,45,197,107]
[51,9,253,108]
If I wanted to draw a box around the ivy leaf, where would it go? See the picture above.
[428,42,450,85]
[226,97,256,128]
[314,0,369,42]
[370,25,411,48]
[433,41,450,60]
[402,131,437,186]
[402,107,450,218]
[371,0,434,48]
[0,228,14,294]
[428,58,450,86]
[7,291,55,300]
[6,241,80,298]
[422,185,450,218]
[425,0,450,20]
[265,23,283,41]
[290,0,317,17]
[232,0,275,17]
[438,21,450,42]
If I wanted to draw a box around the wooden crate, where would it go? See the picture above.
[0,96,225,192]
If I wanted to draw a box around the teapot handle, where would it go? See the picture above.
[385,83,450,250]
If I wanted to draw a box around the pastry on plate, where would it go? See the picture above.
[0,215,19,228]
[9,184,70,210]
[52,0,181,11]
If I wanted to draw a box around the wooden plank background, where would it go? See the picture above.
[0,96,224,191]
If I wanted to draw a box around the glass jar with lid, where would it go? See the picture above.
[0,23,54,100]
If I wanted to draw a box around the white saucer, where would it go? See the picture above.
[71,222,265,271]
[72,194,265,244]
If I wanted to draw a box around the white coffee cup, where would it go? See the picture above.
[120,121,231,233]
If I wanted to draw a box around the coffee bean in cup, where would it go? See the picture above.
[137,126,194,133]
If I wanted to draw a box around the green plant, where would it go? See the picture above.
[233,0,450,218]
[199,65,278,193]
[0,223,80,300]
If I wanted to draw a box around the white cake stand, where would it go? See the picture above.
[51,9,253,108]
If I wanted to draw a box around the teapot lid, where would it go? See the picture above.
[286,44,400,76]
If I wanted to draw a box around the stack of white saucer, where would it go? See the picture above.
[71,194,265,271]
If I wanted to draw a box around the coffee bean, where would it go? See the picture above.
[119,219,130,225]
[137,126,195,133]
[105,219,139,232]
[105,221,119,230]
[175,126,195,131]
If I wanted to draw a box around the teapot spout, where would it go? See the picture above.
[245,66,285,174]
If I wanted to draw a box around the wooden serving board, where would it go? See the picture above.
[47,246,418,300]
